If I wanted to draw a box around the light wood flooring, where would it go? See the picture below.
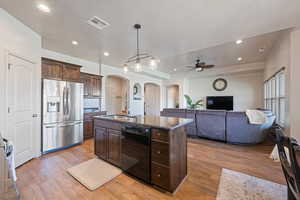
[16,138,285,200]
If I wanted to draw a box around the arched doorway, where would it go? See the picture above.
[144,83,160,116]
[166,85,179,108]
[105,75,129,115]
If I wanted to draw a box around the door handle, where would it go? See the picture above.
[32,114,38,118]
[59,124,74,127]
[66,87,70,115]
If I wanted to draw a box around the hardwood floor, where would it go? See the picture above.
[16,138,285,200]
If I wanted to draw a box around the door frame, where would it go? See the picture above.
[3,49,41,160]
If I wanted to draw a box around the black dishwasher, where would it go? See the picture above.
[121,125,151,183]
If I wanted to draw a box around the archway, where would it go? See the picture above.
[166,84,179,108]
[144,83,161,116]
[105,75,129,115]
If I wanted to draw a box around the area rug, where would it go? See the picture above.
[216,168,287,200]
[67,158,122,190]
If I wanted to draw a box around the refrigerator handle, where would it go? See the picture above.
[63,87,66,115]
[67,87,70,115]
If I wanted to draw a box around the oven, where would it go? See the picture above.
[121,125,151,183]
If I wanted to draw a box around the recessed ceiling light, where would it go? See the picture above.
[236,39,243,45]
[259,48,265,53]
[37,4,51,13]
[104,52,110,57]
[173,68,177,72]
[72,41,78,45]
[237,57,243,61]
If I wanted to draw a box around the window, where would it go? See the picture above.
[264,69,286,126]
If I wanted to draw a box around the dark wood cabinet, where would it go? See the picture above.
[94,119,122,168]
[94,118,188,193]
[95,127,108,160]
[84,120,93,139]
[80,73,91,96]
[42,58,81,82]
[91,76,101,97]
[107,129,121,166]
[62,64,81,82]
[42,59,63,80]
[80,72,102,98]
[84,111,107,140]
[151,127,187,192]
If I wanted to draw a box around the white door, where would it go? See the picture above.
[7,55,36,167]
[144,83,160,116]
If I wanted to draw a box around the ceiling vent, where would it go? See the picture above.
[87,16,110,30]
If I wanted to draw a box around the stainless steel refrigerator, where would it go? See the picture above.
[42,79,84,153]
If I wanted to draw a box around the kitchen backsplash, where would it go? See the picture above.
[84,98,101,109]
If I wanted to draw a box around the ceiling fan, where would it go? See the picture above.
[185,58,215,72]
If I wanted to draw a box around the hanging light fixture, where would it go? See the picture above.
[123,24,159,72]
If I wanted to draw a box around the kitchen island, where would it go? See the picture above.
[93,115,193,193]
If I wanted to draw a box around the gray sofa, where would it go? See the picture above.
[196,110,227,141]
[160,108,276,145]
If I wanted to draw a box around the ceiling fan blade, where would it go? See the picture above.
[203,65,215,68]
[185,66,195,68]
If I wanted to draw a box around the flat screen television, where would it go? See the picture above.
[206,96,233,111]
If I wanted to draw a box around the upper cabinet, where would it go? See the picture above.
[42,58,81,82]
[80,72,102,98]
[42,59,64,80]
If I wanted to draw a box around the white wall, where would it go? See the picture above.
[290,29,300,141]
[0,8,42,156]
[187,72,264,111]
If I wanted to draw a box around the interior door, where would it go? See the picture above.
[144,83,161,116]
[7,55,36,167]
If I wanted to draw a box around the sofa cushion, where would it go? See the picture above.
[196,110,227,141]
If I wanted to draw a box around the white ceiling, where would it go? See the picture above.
[163,30,286,74]
[1,0,300,74]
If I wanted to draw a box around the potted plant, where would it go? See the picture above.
[184,95,204,109]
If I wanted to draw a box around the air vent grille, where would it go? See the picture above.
[87,16,110,30]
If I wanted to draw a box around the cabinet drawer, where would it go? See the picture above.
[151,141,169,166]
[152,129,169,143]
[151,162,170,190]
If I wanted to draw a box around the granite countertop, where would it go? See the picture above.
[93,115,193,130]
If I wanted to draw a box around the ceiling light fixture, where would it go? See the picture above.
[259,48,265,53]
[104,52,110,57]
[123,24,159,73]
[174,68,177,72]
[236,39,243,45]
[123,64,129,73]
[72,41,78,45]
[237,57,243,61]
[37,4,51,13]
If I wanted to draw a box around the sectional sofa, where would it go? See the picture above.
[160,108,276,145]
